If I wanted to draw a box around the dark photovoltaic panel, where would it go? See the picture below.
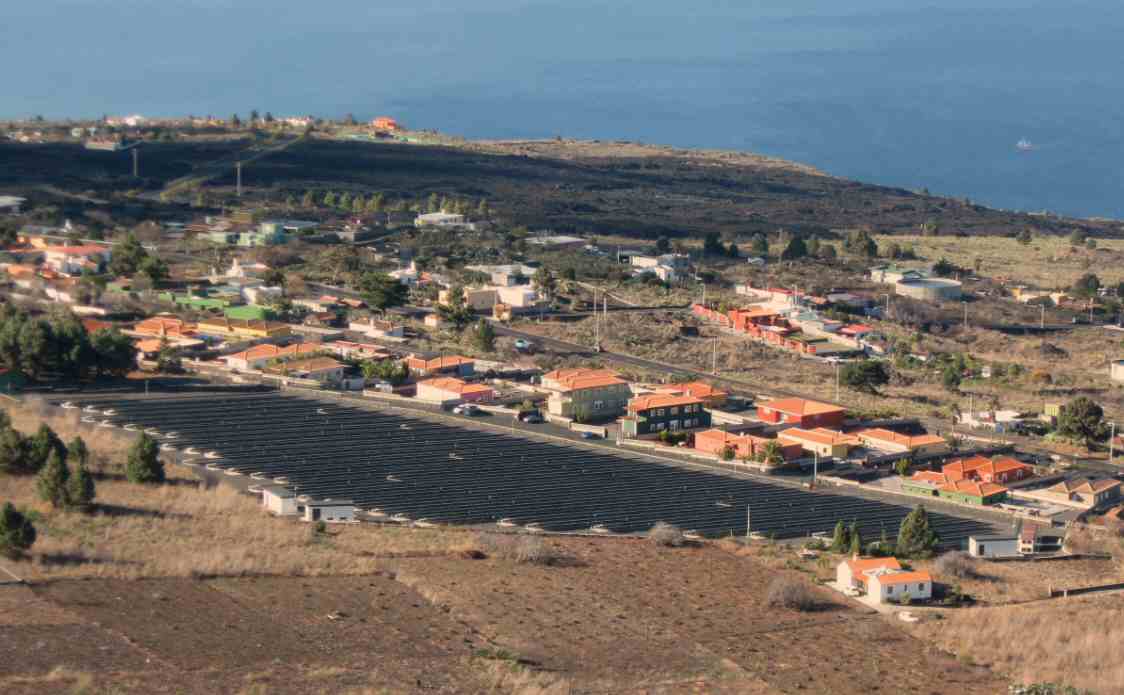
[64,391,1004,544]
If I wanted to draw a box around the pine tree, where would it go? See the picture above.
[849,521,862,556]
[322,191,337,208]
[338,192,352,210]
[25,424,65,474]
[0,502,36,559]
[36,449,70,508]
[830,520,850,552]
[896,505,939,558]
[67,462,96,509]
[301,191,316,208]
[351,196,365,215]
[126,433,165,484]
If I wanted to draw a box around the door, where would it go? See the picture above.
[312,508,321,521]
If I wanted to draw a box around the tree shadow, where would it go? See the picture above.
[91,503,191,520]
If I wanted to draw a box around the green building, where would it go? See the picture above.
[937,480,1008,506]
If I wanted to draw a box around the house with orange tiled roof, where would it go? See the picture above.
[855,428,949,456]
[43,244,111,275]
[620,393,710,439]
[938,479,1009,506]
[777,427,860,459]
[404,354,475,378]
[541,368,632,421]
[415,377,495,405]
[220,342,324,371]
[262,356,345,383]
[693,428,803,463]
[657,381,729,409]
[756,397,845,429]
[836,556,932,603]
[131,316,196,339]
[941,455,1034,485]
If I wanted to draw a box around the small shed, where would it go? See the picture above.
[302,498,355,523]
[968,534,1020,559]
[261,486,298,516]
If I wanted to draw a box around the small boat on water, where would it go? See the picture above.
[1016,138,1034,151]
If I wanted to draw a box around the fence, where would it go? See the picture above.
[1048,581,1124,598]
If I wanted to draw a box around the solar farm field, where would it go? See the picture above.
[60,389,1004,544]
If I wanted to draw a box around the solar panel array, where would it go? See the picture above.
[66,390,1003,544]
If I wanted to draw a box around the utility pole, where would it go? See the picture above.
[745,505,751,541]
[835,361,840,403]
[593,287,600,349]
[712,337,718,375]
[1040,304,1045,330]
[812,451,819,488]
[132,147,139,178]
[963,301,968,330]
[235,161,243,197]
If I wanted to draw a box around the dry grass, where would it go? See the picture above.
[910,596,1124,692]
[912,555,1124,604]
[0,402,475,581]
[881,234,1124,289]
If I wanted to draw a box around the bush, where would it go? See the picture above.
[648,521,686,547]
[0,502,36,559]
[476,533,560,565]
[126,433,165,484]
[765,577,820,611]
[934,550,979,579]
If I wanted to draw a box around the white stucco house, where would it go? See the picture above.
[261,486,298,516]
[302,498,355,523]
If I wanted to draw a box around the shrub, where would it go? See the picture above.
[476,532,560,565]
[648,521,686,547]
[126,433,165,484]
[0,502,36,559]
[35,449,71,508]
[934,550,979,579]
[765,577,820,611]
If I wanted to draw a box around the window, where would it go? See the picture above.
[593,400,604,410]
[887,585,894,594]
[656,409,665,417]
[670,407,679,415]
[917,584,923,592]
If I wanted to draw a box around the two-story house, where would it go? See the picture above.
[541,368,631,421]
[620,393,711,438]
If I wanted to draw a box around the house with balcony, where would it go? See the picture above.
[620,393,710,439]
[541,368,631,422]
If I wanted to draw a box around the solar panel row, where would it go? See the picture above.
[64,390,1003,544]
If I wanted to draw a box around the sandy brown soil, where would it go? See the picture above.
[0,537,1007,695]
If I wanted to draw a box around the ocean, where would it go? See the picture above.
[4,0,1122,218]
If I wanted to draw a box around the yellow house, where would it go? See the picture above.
[196,317,291,340]
[777,427,859,459]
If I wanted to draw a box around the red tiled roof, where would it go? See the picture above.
[872,570,932,586]
[778,427,857,446]
[939,479,1008,497]
[628,393,703,412]
[542,368,626,392]
[418,377,493,396]
[857,428,947,449]
[406,355,475,371]
[759,398,844,417]
[659,382,729,400]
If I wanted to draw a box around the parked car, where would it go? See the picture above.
[579,431,600,440]
[514,338,534,352]
[520,412,544,424]
[453,404,481,416]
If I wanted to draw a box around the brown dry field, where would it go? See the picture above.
[907,595,1124,694]
[0,400,1118,693]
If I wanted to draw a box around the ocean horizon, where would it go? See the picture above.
[4,0,1122,219]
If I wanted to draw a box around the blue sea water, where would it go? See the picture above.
[3,0,1122,218]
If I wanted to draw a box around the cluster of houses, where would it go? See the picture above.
[903,455,1036,506]
[694,286,878,358]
